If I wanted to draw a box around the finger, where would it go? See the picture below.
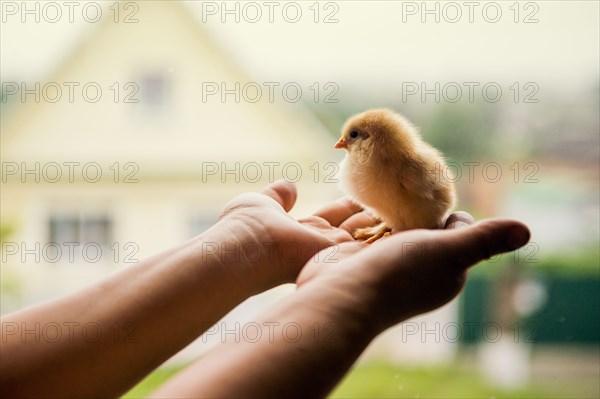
[260,180,297,212]
[338,211,379,234]
[440,218,531,270]
[313,197,363,227]
[445,211,475,230]
[356,218,530,274]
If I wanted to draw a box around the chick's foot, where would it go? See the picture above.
[354,222,392,244]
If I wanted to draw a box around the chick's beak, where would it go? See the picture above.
[334,138,348,149]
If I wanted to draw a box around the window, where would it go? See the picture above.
[135,72,170,116]
[49,216,112,247]
[49,217,79,245]
[48,215,113,265]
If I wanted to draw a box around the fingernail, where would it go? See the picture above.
[449,221,469,230]
[508,226,530,249]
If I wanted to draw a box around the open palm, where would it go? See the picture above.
[217,180,377,287]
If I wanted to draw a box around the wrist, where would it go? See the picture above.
[189,218,284,296]
[298,273,383,342]
[300,258,419,337]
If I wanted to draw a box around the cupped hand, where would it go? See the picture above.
[215,180,378,289]
[297,212,530,333]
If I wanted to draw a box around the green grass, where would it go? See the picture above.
[123,361,598,398]
[123,366,183,398]
[330,362,580,398]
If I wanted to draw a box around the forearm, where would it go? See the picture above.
[0,220,261,398]
[151,276,378,398]
[149,210,530,398]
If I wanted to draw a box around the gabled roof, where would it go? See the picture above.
[1,0,336,176]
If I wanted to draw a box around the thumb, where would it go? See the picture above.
[439,218,531,271]
[260,180,297,213]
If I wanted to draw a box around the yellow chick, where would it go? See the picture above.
[335,108,456,243]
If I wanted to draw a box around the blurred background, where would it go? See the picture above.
[1,1,598,397]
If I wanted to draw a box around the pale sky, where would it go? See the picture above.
[1,0,598,98]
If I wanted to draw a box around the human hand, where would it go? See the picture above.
[210,180,378,293]
[296,212,530,334]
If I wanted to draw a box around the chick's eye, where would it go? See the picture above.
[349,130,359,139]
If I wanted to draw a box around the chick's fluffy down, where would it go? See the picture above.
[337,109,456,232]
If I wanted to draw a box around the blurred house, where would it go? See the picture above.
[1,0,461,366]
[1,0,339,306]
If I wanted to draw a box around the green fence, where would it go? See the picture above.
[460,274,600,344]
